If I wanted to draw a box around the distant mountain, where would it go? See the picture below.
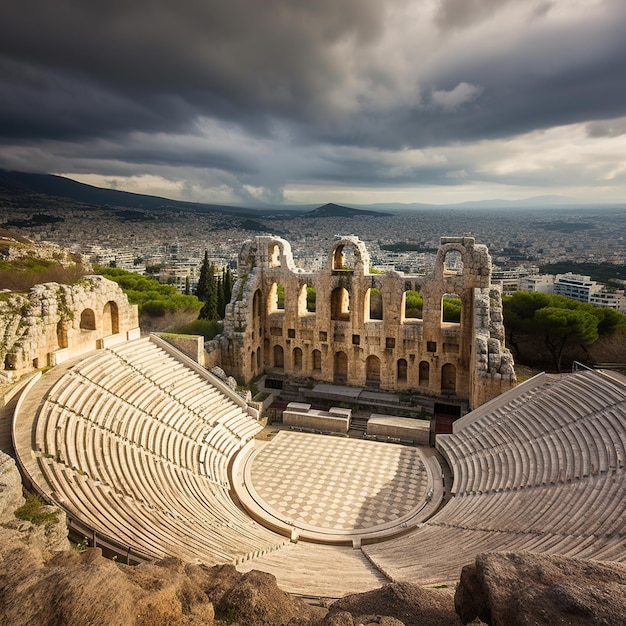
[305,202,390,218]
[0,169,263,216]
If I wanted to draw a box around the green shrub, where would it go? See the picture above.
[14,493,60,526]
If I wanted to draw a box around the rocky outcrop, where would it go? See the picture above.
[0,449,70,561]
[456,552,626,626]
[326,582,463,626]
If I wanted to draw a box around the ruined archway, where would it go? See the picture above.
[442,363,457,392]
[330,287,350,321]
[79,308,96,331]
[419,361,430,387]
[102,301,119,336]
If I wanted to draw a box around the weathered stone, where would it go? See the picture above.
[456,552,626,626]
[0,276,139,376]
[215,235,516,410]
[0,450,24,520]
[328,581,463,626]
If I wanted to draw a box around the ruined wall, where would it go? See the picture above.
[0,275,139,378]
[219,235,515,409]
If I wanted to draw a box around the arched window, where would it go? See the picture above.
[442,363,457,392]
[334,351,348,382]
[444,250,463,274]
[442,294,461,324]
[256,347,262,369]
[402,289,423,322]
[269,283,285,312]
[397,358,407,383]
[365,288,383,321]
[419,361,430,387]
[297,284,316,315]
[269,243,281,267]
[250,351,255,373]
[79,308,96,331]
[330,287,350,321]
[273,345,284,369]
[312,349,322,371]
[102,301,119,335]
[333,244,355,270]
[293,347,303,370]
[366,355,381,386]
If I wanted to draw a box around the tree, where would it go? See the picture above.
[184,275,190,296]
[195,251,210,302]
[535,307,599,372]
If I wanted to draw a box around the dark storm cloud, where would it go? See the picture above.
[1,0,626,201]
[0,0,385,141]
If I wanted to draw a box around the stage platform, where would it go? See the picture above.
[232,430,443,544]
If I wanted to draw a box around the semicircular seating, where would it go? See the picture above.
[32,337,287,564]
[360,370,626,584]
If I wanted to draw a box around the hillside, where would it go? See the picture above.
[305,202,391,218]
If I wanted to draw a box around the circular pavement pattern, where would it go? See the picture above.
[240,431,430,537]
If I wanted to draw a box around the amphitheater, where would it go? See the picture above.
[4,236,626,599]
[10,333,626,598]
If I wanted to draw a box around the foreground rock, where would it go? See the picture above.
[456,552,626,626]
[326,581,464,626]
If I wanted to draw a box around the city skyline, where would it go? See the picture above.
[1,1,626,206]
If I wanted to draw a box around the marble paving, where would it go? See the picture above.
[246,431,429,532]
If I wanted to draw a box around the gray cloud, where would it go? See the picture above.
[0,0,625,203]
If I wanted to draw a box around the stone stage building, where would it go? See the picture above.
[1,275,140,378]
[216,234,515,410]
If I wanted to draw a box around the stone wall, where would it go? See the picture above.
[218,235,515,409]
[0,275,139,378]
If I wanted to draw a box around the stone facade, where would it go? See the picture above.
[218,235,515,409]
[0,275,140,377]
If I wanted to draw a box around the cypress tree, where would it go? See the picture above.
[195,251,210,302]
[223,266,233,308]
[199,262,218,320]
[217,274,225,319]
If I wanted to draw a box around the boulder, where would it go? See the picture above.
[456,552,626,626]
[327,581,463,626]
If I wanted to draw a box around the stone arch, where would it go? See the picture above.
[366,355,381,386]
[268,282,285,313]
[329,237,370,272]
[253,289,262,317]
[419,360,430,387]
[269,242,282,268]
[312,349,322,371]
[79,308,96,331]
[442,293,461,324]
[402,289,423,322]
[365,288,383,321]
[330,287,350,321]
[442,363,457,392]
[102,300,120,335]
[397,358,408,383]
[293,347,303,370]
[298,283,316,315]
[334,351,348,383]
[56,319,68,349]
[273,344,284,369]
[443,249,463,274]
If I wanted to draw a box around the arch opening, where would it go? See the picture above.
[103,301,119,335]
[442,363,457,392]
[273,345,284,369]
[365,288,383,321]
[333,351,348,383]
[79,308,96,331]
[365,355,381,387]
[330,287,350,321]
[397,358,408,383]
[442,293,461,324]
[419,360,430,387]
[402,289,423,322]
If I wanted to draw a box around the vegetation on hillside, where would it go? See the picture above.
[0,231,89,290]
[539,262,626,285]
[95,266,201,317]
[503,291,626,372]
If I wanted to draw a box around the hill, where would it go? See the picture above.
[305,202,390,218]
[0,169,262,216]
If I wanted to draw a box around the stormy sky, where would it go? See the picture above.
[1,0,626,205]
